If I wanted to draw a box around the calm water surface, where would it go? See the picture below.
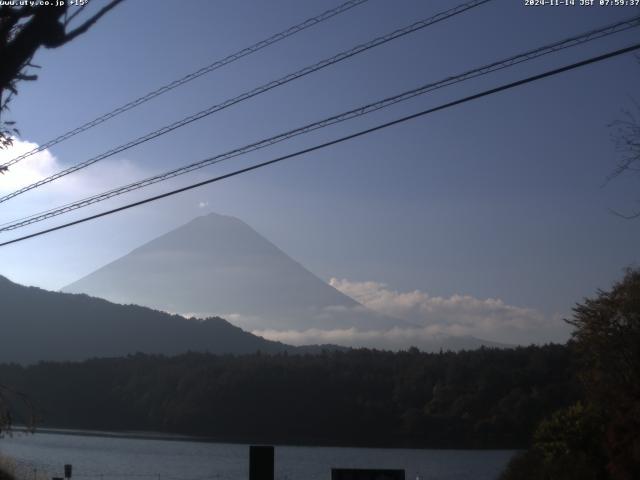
[0,431,515,480]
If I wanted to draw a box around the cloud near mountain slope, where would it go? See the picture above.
[248,279,571,349]
[325,278,570,345]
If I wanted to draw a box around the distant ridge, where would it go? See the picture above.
[0,275,297,364]
[63,213,407,332]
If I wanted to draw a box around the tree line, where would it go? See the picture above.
[0,343,579,449]
[1,268,637,479]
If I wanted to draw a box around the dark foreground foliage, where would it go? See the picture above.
[500,268,640,480]
[0,344,579,448]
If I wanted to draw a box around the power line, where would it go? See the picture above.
[0,0,491,204]
[0,0,371,170]
[1,14,638,233]
[1,41,638,248]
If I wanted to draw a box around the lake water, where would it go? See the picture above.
[0,430,515,480]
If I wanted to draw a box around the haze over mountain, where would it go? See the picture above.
[64,213,405,332]
[0,275,293,364]
[62,213,511,351]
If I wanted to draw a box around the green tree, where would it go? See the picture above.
[500,402,607,480]
[532,402,607,479]
[501,268,640,480]
[567,268,640,479]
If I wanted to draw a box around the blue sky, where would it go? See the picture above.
[0,0,639,344]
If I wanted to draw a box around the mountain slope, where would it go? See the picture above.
[63,213,405,331]
[0,275,292,364]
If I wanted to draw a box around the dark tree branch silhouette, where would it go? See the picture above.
[608,102,640,218]
[0,0,123,434]
[0,383,35,436]
[607,57,640,219]
[0,0,124,150]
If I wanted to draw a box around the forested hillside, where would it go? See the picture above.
[0,345,580,448]
[0,275,292,363]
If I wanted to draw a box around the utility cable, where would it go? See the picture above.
[1,41,638,248]
[0,0,371,170]
[1,15,637,232]
[0,0,491,204]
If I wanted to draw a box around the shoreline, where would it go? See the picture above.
[6,426,520,452]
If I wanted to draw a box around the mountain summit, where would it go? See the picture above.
[63,213,404,332]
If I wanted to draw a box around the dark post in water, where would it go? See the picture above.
[331,469,405,480]
[249,445,274,480]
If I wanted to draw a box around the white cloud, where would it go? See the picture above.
[0,139,60,193]
[328,278,570,345]
[182,278,570,349]
[0,138,146,224]
[252,326,476,351]
[0,140,570,349]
